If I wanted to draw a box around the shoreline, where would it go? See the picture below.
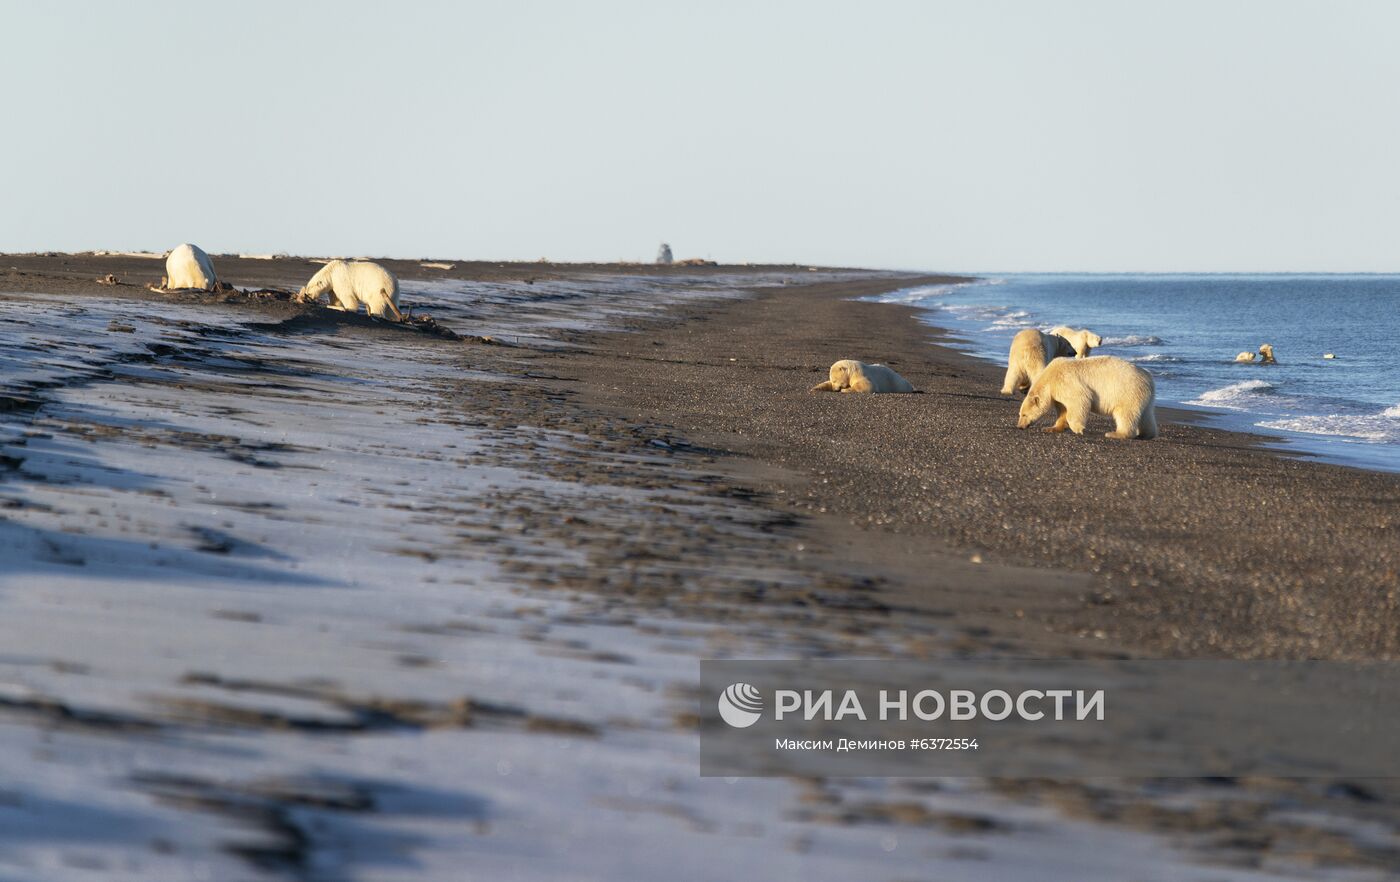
[535,271,1400,659]
[881,275,1400,475]
[3,256,1399,876]
[4,253,1397,658]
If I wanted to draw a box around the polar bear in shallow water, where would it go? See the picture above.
[1001,329,1075,395]
[1050,326,1103,358]
[1235,343,1276,364]
[1017,356,1158,440]
[297,260,404,321]
[162,243,219,291]
[810,359,914,393]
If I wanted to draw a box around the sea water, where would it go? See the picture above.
[872,275,1400,472]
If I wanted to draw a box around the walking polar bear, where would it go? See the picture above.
[1051,326,1103,358]
[161,243,219,291]
[810,359,914,394]
[297,260,404,321]
[1001,329,1076,395]
[1017,356,1158,440]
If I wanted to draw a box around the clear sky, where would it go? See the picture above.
[3,1,1398,271]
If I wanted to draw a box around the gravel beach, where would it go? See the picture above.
[2,253,1398,878]
[533,273,1400,659]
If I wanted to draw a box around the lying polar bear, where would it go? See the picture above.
[1017,355,1157,440]
[1050,326,1103,358]
[161,243,219,291]
[1001,328,1076,395]
[810,359,915,393]
[296,260,404,321]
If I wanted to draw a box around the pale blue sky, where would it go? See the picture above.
[3,1,1398,271]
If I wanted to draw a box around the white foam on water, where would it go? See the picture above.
[1188,379,1276,410]
[1101,334,1164,347]
[1260,403,1400,444]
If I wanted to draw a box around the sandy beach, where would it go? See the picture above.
[1,253,1398,879]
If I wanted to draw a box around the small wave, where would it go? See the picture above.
[1101,334,1164,347]
[868,278,1002,306]
[1189,379,1276,409]
[940,304,1032,327]
[1259,409,1400,444]
[1126,354,1181,363]
[988,310,1032,329]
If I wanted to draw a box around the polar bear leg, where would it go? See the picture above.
[1042,402,1071,433]
[810,381,835,392]
[1137,406,1158,440]
[1065,402,1090,435]
[844,377,875,393]
[1105,408,1139,440]
[1000,366,1026,396]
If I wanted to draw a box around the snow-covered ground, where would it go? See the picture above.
[0,276,1388,880]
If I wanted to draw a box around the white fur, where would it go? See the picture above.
[1050,325,1103,358]
[163,243,218,291]
[297,260,403,321]
[810,359,914,394]
[1017,355,1158,440]
[1235,343,1276,364]
[1001,329,1075,395]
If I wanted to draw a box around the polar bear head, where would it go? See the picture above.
[296,260,344,303]
[829,360,856,389]
[823,359,862,391]
[1017,388,1054,429]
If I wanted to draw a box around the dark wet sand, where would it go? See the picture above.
[5,254,1398,659]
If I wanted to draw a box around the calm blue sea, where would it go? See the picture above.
[872,275,1400,472]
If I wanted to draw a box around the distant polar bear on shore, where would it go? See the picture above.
[810,359,914,393]
[161,243,219,291]
[1001,329,1076,395]
[1050,326,1103,358]
[1017,356,1158,440]
[296,260,404,321]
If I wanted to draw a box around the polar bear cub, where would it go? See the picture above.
[1017,356,1158,440]
[1001,329,1076,395]
[162,243,219,291]
[297,260,404,321]
[810,359,915,393]
[1050,326,1103,358]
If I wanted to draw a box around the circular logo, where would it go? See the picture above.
[718,682,764,728]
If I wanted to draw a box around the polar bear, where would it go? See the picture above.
[296,260,404,321]
[1017,356,1158,440]
[161,243,219,291]
[1235,343,1276,364]
[1001,329,1076,395]
[810,359,914,393]
[1050,326,1103,358]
